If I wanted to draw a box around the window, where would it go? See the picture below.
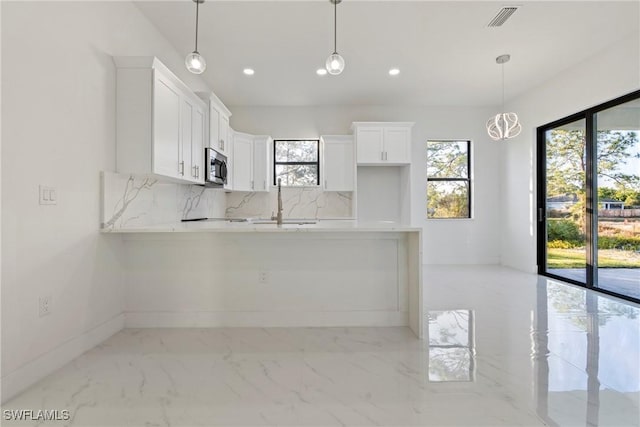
[273,139,320,186]
[427,140,471,218]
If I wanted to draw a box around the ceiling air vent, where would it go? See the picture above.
[487,6,519,27]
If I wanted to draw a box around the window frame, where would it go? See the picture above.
[273,139,321,187]
[426,139,472,219]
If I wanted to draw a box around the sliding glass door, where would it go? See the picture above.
[538,90,640,303]
[542,118,587,284]
[595,99,640,299]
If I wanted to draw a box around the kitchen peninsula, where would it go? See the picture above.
[106,219,423,338]
[105,57,422,338]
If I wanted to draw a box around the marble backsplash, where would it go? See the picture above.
[101,172,226,230]
[225,188,353,219]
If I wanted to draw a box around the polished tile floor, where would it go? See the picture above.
[3,266,639,426]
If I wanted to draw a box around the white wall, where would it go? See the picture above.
[1,2,210,401]
[357,166,403,223]
[230,105,502,264]
[500,32,640,273]
[0,0,4,404]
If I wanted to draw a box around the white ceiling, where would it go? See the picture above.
[134,1,639,107]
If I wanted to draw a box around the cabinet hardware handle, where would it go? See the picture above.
[325,180,327,189]
[251,180,254,190]
[195,165,199,178]
[381,151,384,161]
[179,161,184,175]
[220,139,224,150]
[263,180,266,190]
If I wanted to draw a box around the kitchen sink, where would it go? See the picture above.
[251,220,317,225]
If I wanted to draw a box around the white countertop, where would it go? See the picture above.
[102,219,421,233]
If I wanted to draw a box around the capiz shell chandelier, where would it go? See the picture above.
[486,54,521,141]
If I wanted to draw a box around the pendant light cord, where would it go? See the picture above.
[194,1,200,52]
[333,0,337,54]
[501,62,505,112]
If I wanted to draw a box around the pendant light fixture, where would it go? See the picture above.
[486,54,521,141]
[325,0,345,75]
[185,0,206,74]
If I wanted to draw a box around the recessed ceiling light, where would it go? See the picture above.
[389,68,400,76]
[243,68,255,76]
[316,68,327,76]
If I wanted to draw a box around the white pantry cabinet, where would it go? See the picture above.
[321,135,354,191]
[115,56,206,184]
[352,122,414,165]
[198,91,232,155]
[231,131,271,192]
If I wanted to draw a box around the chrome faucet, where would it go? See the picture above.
[271,178,283,225]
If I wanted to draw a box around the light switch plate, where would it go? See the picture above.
[39,185,57,205]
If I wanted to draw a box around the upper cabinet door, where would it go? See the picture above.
[198,91,232,155]
[180,98,193,182]
[219,115,230,153]
[209,107,220,150]
[352,122,414,165]
[191,105,206,184]
[153,74,182,179]
[233,133,253,192]
[224,130,234,191]
[383,127,411,164]
[356,127,384,164]
[323,136,354,191]
[253,137,270,192]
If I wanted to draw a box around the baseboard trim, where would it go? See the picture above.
[1,314,125,403]
[125,311,408,328]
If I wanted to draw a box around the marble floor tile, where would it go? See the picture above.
[2,265,639,426]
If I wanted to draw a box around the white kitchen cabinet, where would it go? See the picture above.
[199,92,232,155]
[219,115,230,153]
[232,132,254,192]
[190,104,206,183]
[252,136,270,192]
[352,122,414,165]
[152,74,181,179]
[230,132,271,192]
[224,130,235,191]
[321,135,354,191]
[115,56,207,184]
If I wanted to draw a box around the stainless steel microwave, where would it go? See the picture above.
[204,148,228,187]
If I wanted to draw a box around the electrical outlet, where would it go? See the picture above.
[39,295,52,317]
[258,271,269,284]
[39,185,57,205]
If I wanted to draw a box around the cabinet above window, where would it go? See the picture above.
[352,122,414,166]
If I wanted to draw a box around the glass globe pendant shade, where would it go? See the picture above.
[486,112,522,141]
[325,53,345,75]
[185,51,206,74]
